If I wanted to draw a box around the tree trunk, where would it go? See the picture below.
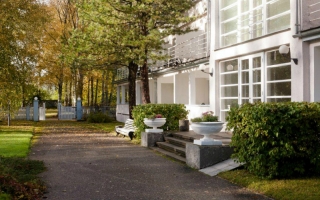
[128,61,138,119]
[76,68,84,100]
[95,79,98,106]
[87,77,90,106]
[140,57,151,104]
[101,71,106,106]
[90,76,94,107]
[68,80,72,106]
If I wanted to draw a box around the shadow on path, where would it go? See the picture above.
[29,121,272,200]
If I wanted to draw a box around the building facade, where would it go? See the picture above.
[115,0,320,123]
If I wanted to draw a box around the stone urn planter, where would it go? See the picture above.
[191,121,224,146]
[144,118,166,133]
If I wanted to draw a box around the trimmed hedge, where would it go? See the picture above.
[132,104,189,139]
[226,102,320,179]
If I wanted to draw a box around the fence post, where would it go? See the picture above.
[76,97,82,121]
[33,97,39,122]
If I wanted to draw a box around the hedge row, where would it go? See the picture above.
[226,102,320,179]
[132,104,189,139]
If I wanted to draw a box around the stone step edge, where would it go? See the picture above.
[150,147,186,163]
[171,132,194,142]
[156,142,186,157]
[164,136,192,148]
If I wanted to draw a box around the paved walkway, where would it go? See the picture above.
[29,121,271,200]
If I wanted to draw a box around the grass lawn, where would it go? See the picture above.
[219,169,320,200]
[0,131,33,157]
[0,121,46,199]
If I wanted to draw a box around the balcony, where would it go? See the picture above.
[115,33,209,81]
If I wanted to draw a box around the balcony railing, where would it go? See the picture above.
[115,33,209,81]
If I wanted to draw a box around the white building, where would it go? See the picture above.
[115,0,320,123]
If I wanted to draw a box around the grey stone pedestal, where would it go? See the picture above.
[141,132,164,147]
[186,143,233,169]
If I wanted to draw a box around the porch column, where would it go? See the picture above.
[189,72,196,105]
[117,86,120,104]
[173,74,177,103]
[121,85,126,104]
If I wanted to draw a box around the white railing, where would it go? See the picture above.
[116,33,209,80]
[153,33,208,70]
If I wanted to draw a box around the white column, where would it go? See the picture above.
[121,85,126,104]
[117,86,120,104]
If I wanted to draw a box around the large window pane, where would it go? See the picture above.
[253,84,261,97]
[221,6,237,21]
[221,99,239,109]
[267,82,291,96]
[221,73,238,85]
[267,0,290,18]
[222,33,237,46]
[222,86,238,97]
[242,71,249,83]
[267,65,291,81]
[253,0,263,8]
[253,70,261,82]
[241,0,249,13]
[221,0,237,9]
[267,50,291,65]
[221,19,237,34]
[242,85,249,97]
[267,13,290,33]
[221,59,238,72]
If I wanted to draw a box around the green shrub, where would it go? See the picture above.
[226,102,320,179]
[86,112,113,123]
[132,104,189,139]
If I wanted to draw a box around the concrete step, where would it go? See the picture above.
[150,146,186,163]
[164,136,192,148]
[156,142,186,158]
[171,132,194,142]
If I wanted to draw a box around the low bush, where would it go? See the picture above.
[132,104,189,139]
[226,102,320,179]
[86,112,113,123]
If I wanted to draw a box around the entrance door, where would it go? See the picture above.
[220,53,263,121]
[239,54,263,104]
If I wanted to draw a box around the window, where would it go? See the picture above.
[220,0,290,47]
[219,50,291,121]
[266,50,291,102]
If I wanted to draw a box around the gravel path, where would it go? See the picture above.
[29,121,272,200]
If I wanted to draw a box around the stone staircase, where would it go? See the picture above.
[150,132,194,163]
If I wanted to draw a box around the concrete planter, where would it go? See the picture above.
[144,118,166,133]
[191,122,224,145]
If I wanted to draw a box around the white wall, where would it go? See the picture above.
[175,73,189,104]
[195,78,209,104]
[161,83,174,103]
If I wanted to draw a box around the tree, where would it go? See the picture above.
[68,0,196,118]
[0,0,49,111]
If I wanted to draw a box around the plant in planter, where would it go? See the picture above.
[190,111,224,145]
[144,113,166,133]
